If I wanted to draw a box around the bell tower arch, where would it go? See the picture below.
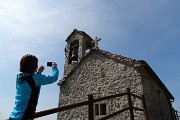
[64,29,94,77]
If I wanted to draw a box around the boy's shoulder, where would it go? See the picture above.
[16,73,35,83]
[16,73,25,83]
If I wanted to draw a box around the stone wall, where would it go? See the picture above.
[58,51,145,120]
[140,68,172,120]
[64,63,77,76]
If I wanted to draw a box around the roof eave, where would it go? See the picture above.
[138,60,174,100]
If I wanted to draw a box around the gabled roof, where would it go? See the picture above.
[62,49,141,79]
[58,48,174,100]
[66,29,93,42]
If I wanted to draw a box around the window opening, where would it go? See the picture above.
[95,103,107,116]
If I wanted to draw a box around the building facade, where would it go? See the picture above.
[57,29,175,120]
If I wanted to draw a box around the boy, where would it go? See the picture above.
[9,54,59,120]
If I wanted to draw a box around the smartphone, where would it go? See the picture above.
[47,62,53,67]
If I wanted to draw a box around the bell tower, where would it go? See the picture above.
[63,29,94,77]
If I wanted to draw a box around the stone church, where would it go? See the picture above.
[57,29,176,120]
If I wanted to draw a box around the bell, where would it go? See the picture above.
[71,49,78,61]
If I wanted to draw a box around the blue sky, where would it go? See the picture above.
[0,0,180,119]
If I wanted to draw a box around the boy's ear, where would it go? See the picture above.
[35,67,38,72]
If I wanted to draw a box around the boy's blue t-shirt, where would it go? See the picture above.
[9,67,59,120]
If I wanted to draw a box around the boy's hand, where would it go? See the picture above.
[52,62,57,67]
[38,66,45,73]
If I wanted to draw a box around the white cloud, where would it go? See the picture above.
[0,0,65,64]
[0,0,102,66]
[0,1,57,37]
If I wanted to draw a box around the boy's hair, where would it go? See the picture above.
[20,54,38,73]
